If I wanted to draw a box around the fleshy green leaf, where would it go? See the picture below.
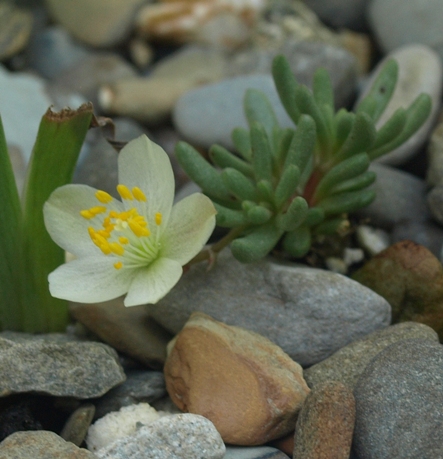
[276,197,309,231]
[214,203,247,228]
[313,152,370,201]
[328,171,376,195]
[244,89,279,139]
[282,226,311,258]
[274,164,301,209]
[334,112,376,162]
[357,59,398,123]
[230,222,283,263]
[368,93,432,160]
[246,205,273,225]
[221,168,257,201]
[370,107,407,151]
[175,141,231,202]
[22,104,94,332]
[317,189,376,216]
[313,68,334,110]
[232,127,251,161]
[250,122,273,182]
[272,54,301,124]
[209,144,253,178]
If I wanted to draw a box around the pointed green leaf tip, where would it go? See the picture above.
[21,103,94,332]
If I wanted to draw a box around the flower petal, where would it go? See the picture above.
[124,257,182,306]
[49,257,133,303]
[118,135,174,228]
[160,193,216,265]
[44,184,124,258]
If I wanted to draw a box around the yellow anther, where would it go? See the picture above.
[132,187,147,201]
[155,212,162,225]
[88,227,96,237]
[128,219,150,238]
[119,236,129,245]
[109,242,125,256]
[95,190,113,203]
[114,261,123,270]
[98,241,112,255]
[80,210,94,219]
[109,211,118,218]
[117,184,133,200]
[89,206,106,216]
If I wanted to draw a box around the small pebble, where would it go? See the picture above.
[60,404,95,446]
[293,381,355,459]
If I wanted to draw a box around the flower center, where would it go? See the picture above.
[80,185,163,270]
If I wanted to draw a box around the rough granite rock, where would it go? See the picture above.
[95,413,226,459]
[293,381,355,459]
[164,312,310,445]
[353,339,443,459]
[149,250,391,367]
[0,430,98,459]
[0,332,125,398]
[304,322,439,390]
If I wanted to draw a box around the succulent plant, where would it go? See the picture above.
[176,55,432,263]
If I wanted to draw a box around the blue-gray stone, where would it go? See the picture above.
[353,338,443,459]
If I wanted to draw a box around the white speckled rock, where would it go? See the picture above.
[149,250,391,367]
[355,44,442,166]
[94,414,225,459]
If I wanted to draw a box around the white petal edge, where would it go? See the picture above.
[49,257,134,303]
[160,193,216,265]
[124,257,182,306]
[44,184,123,258]
[118,135,175,227]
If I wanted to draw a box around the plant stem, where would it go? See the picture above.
[185,225,247,268]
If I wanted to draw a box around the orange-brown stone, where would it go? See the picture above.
[164,312,310,445]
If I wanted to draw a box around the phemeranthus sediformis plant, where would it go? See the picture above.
[44,135,216,306]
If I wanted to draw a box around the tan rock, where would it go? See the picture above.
[99,45,227,124]
[164,312,310,445]
[69,298,172,369]
[45,0,146,47]
[293,381,355,459]
[135,0,266,49]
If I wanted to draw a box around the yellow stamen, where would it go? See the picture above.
[114,261,123,270]
[128,219,150,237]
[119,236,129,245]
[132,187,147,201]
[80,210,94,219]
[95,190,113,203]
[89,206,106,216]
[109,242,125,256]
[117,184,133,200]
[155,212,162,225]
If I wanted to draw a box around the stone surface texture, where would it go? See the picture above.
[150,250,391,367]
[303,322,439,390]
[164,312,309,445]
[70,298,172,369]
[352,240,443,339]
[0,430,98,459]
[353,339,443,459]
[293,381,355,459]
[0,332,125,398]
[94,413,226,459]
[355,163,431,229]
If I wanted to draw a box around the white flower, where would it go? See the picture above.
[44,135,216,306]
